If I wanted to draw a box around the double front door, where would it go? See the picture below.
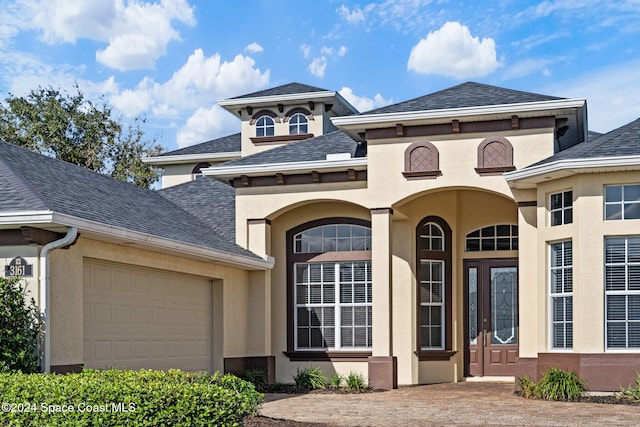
[464,259,518,377]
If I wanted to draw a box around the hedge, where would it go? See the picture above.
[0,369,263,426]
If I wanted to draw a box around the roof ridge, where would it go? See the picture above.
[0,142,51,210]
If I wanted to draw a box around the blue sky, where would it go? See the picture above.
[1,0,639,152]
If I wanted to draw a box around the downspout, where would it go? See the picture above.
[39,226,78,373]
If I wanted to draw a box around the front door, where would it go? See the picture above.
[464,259,518,377]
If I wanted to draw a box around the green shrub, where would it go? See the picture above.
[293,366,327,391]
[330,373,343,389]
[0,277,40,373]
[536,368,587,401]
[0,368,262,426]
[617,372,640,402]
[518,376,539,399]
[345,372,366,391]
[240,368,268,392]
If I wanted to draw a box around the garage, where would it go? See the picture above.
[83,260,212,372]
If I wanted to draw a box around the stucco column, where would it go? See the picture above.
[369,208,397,389]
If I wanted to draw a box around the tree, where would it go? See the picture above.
[0,85,163,188]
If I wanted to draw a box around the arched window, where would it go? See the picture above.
[403,141,440,179]
[256,115,275,137]
[191,162,211,180]
[289,112,308,135]
[476,136,515,175]
[465,225,518,251]
[287,219,372,356]
[416,216,452,356]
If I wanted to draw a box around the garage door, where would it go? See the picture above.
[83,260,212,372]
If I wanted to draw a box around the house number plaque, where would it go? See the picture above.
[4,257,33,277]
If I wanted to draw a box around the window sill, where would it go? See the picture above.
[475,166,516,176]
[251,133,314,145]
[284,351,372,362]
[415,350,457,361]
[402,170,441,179]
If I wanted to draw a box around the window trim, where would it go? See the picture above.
[549,240,573,350]
[255,114,276,137]
[549,190,573,226]
[191,162,211,180]
[415,216,454,361]
[604,236,640,350]
[286,217,372,361]
[288,112,309,135]
[465,224,518,252]
[604,184,640,221]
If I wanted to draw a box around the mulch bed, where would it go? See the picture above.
[244,415,331,426]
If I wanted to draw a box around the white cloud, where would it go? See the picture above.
[321,46,333,56]
[176,106,238,148]
[337,4,370,23]
[541,59,640,133]
[407,21,499,79]
[502,58,557,80]
[307,56,327,78]
[337,46,348,56]
[300,44,311,59]
[110,49,270,120]
[339,86,392,113]
[245,42,264,54]
[3,0,195,71]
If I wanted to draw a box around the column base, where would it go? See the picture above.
[368,356,397,390]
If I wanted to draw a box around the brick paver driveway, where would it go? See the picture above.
[260,382,640,426]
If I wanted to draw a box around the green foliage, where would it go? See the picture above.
[330,373,343,388]
[345,372,367,391]
[519,368,587,401]
[0,85,163,188]
[0,369,263,426]
[240,369,268,392]
[517,376,539,399]
[0,277,40,373]
[293,366,327,391]
[616,372,640,402]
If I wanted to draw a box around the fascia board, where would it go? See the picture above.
[203,158,368,179]
[49,213,274,270]
[218,91,338,107]
[142,152,241,165]
[332,99,586,128]
[0,210,54,225]
[505,155,640,183]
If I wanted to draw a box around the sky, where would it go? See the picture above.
[0,0,639,152]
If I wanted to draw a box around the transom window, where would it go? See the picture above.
[605,237,640,349]
[289,113,308,135]
[550,190,573,226]
[466,225,518,252]
[288,219,372,354]
[256,115,275,137]
[550,241,573,349]
[191,162,210,180]
[419,222,444,251]
[605,185,640,220]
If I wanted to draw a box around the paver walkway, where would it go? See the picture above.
[260,382,640,426]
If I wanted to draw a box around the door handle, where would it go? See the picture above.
[483,330,487,347]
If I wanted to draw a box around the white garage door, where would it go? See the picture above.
[83,260,212,372]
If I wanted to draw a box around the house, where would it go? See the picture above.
[2,81,640,391]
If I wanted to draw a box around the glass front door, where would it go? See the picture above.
[465,259,518,377]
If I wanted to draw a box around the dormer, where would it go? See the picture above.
[218,83,358,157]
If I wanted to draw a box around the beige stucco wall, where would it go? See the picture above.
[160,164,197,188]
[48,237,257,372]
[518,170,640,358]
[0,245,40,306]
[233,126,555,385]
[240,103,335,157]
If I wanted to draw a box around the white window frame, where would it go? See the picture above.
[289,112,308,135]
[256,115,275,137]
[549,240,573,350]
[605,236,640,350]
[420,259,445,350]
[549,190,573,226]
[294,261,372,351]
[604,184,640,221]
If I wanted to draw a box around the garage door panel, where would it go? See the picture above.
[84,261,212,372]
